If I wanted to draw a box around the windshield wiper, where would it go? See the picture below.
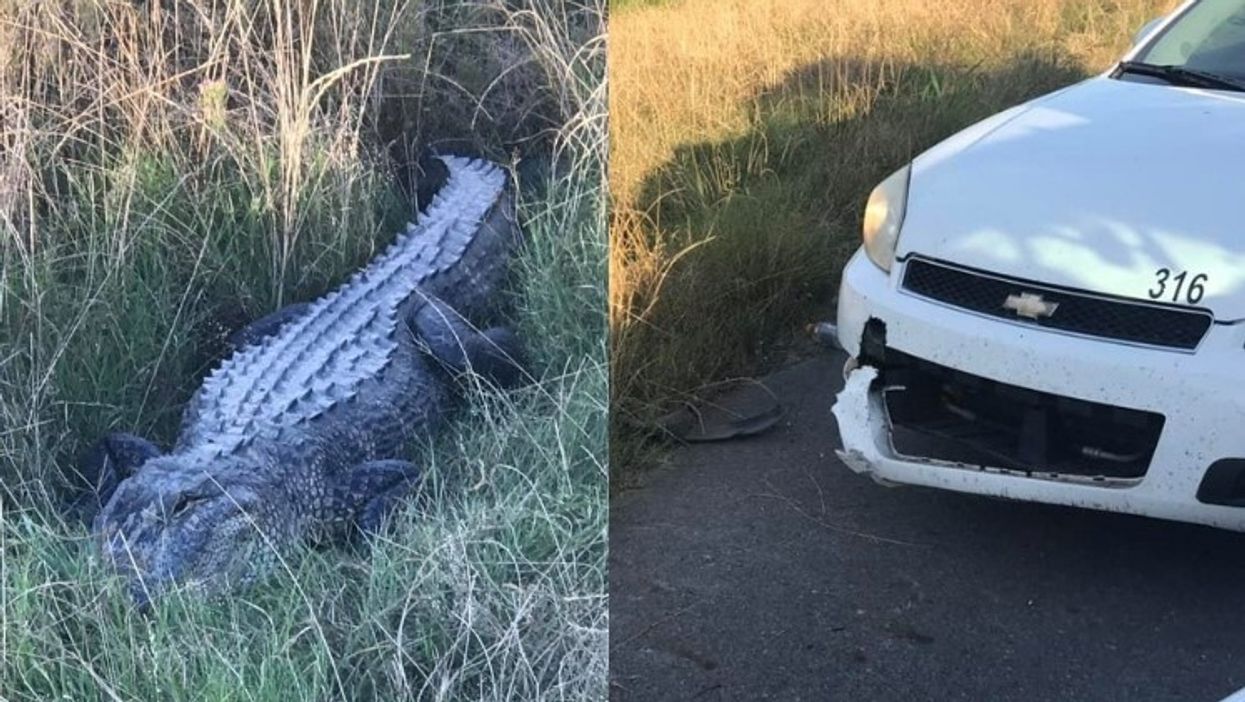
[1116,61,1245,93]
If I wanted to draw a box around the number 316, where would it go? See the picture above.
[1149,268,1207,305]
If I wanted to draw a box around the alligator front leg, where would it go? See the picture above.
[410,297,527,388]
[328,459,424,536]
[69,432,162,528]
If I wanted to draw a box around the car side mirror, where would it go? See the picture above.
[1134,16,1164,46]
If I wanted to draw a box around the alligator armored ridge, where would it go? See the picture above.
[81,156,525,606]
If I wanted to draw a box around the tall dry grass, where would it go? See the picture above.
[1,0,406,277]
[610,0,1174,471]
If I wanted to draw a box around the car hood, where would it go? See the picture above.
[898,77,1245,320]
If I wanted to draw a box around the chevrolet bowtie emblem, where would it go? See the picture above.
[1003,292,1059,320]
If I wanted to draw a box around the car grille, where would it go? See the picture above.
[901,257,1213,351]
[880,346,1164,481]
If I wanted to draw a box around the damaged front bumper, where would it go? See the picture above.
[832,249,1245,531]
[833,364,1176,514]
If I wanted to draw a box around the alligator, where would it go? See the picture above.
[80,155,525,606]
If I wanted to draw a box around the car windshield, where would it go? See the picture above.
[1136,0,1245,80]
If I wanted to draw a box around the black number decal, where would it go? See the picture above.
[1189,273,1208,304]
[1149,268,1169,300]
[1150,268,1208,305]
[1172,271,1187,301]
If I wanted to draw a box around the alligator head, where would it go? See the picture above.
[92,450,288,606]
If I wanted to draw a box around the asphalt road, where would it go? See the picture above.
[611,351,1245,701]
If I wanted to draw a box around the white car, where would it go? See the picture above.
[831,0,1245,530]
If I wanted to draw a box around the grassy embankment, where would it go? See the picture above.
[610,0,1172,473]
[0,0,606,699]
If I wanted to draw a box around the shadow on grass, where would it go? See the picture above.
[612,50,1088,475]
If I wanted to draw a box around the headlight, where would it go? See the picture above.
[861,165,911,272]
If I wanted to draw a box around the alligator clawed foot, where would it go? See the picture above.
[475,326,529,389]
[330,459,424,537]
[410,298,528,388]
[66,432,162,528]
